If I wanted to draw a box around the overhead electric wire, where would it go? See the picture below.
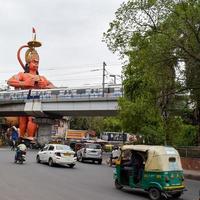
[0,63,122,73]
[0,62,122,87]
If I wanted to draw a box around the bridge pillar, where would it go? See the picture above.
[34,118,55,146]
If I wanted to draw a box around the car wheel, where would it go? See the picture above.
[48,158,54,167]
[115,179,123,190]
[36,155,41,163]
[98,160,102,164]
[149,187,161,200]
[69,164,75,168]
[79,155,84,162]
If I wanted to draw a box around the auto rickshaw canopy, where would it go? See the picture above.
[121,145,182,172]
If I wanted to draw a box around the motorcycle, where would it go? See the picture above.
[14,149,26,164]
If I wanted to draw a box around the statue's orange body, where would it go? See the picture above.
[7,30,55,139]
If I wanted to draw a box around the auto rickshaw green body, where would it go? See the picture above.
[114,145,185,200]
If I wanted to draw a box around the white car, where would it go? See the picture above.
[36,144,77,168]
[76,143,102,164]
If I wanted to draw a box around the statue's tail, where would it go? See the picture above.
[17,45,29,70]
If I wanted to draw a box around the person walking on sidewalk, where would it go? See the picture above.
[11,126,19,151]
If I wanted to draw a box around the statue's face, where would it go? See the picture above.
[29,58,39,71]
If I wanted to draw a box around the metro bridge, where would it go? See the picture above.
[0,86,122,117]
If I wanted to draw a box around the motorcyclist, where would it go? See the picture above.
[15,141,27,163]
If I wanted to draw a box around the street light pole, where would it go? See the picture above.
[102,62,106,97]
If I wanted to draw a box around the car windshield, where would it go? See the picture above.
[56,145,72,151]
[86,144,101,149]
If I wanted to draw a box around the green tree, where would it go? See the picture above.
[103,117,122,132]
[104,0,200,145]
[70,117,122,137]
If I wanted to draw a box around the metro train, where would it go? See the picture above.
[0,85,123,101]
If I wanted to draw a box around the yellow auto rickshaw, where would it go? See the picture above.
[114,145,185,200]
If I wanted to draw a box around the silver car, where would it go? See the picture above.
[76,143,102,164]
[36,144,77,168]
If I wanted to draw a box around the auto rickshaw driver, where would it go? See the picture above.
[121,150,145,184]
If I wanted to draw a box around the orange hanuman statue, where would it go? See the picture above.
[7,28,55,139]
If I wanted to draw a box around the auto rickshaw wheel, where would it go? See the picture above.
[36,155,41,163]
[115,179,123,190]
[148,187,161,200]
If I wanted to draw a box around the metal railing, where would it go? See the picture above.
[176,146,200,158]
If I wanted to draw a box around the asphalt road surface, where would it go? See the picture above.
[0,148,199,200]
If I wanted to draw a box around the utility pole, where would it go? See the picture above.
[102,61,106,97]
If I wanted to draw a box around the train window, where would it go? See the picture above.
[91,89,94,93]
[4,93,10,99]
[95,89,99,93]
[51,90,60,95]
[76,89,86,94]
[108,88,114,93]
[104,88,109,93]
[64,90,67,95]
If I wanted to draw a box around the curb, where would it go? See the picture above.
[184,173,200,181]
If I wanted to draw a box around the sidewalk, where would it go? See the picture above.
[184,169,200,181]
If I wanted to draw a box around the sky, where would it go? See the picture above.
[0,0,125,88]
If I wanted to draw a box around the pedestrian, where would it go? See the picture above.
[11,126,19,150]
[110,146,120,166]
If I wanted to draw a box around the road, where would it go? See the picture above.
[0,148,199,200]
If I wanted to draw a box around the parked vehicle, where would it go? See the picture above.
[76,143,102,164]
[36,144,77,168]
[114,145,185,200]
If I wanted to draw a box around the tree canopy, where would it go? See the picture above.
[103,0,200,145]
